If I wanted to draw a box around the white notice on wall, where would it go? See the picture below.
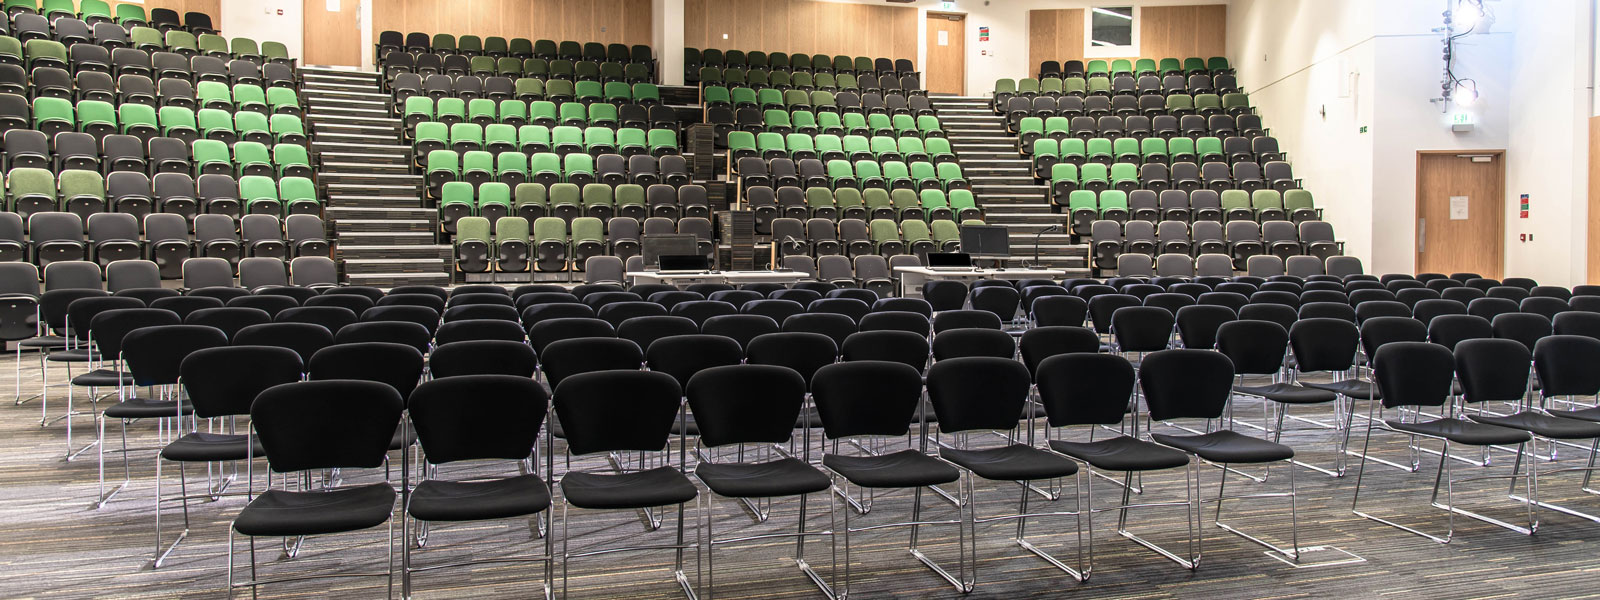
[1449,196,1469,220]
[937,31,949,46]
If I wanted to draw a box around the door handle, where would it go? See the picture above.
[1417,218,1426,252]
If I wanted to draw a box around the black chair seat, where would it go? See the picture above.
[47,348,93,362]
[941,444,1079,481]
[561,466,698,510]
[822,449,959,488]
[103,397,190,419]
[409,473,551,521]
[232,483,397,537]
[71,368,128,386]
[1386,417,1531,446]
[695,457,831,498]
[160,431,263,462]
[1301,378,1379,400]
[1550,406,1600,423]
[1470,412,1600,440]
[1234,382,1337,404]
[17,335,66,349]
[1151,430,1294,463]
[1049,436,1190,472]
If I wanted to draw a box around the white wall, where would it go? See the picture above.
[654,0,686,86]
[219,0,304,63]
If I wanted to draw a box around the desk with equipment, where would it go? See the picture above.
[629,235,809,287]
[893,224,1065,297]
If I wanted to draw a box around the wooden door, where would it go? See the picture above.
[303,0,361,67]
[1416,152,1504,278]
[925,13,965,95]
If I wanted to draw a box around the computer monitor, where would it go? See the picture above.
[641,234,700,269]
[959,225,1011,260]
[657,254,710,272]
[926,252,973,268]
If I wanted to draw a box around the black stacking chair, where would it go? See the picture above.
[700,314,779,349]
[690,364,837,598]
[304,292,376,313]
[361,305,441,337]
[155,345,300,567]
[812,360,967,596]
[528,317,615,356]
[434,317,526,344]
[1031,295,1088,327]
[616,315,697,357]
[1109,305,1173,355]
[1492,312,1552,351]
[858,310,932,337]
[1174,304,1233,349]
[403,375,553,598]
[540,337,642,389]
[970,285,1022,326]
[1037,352,1195,572]
[932,328,1014,360]
[1018,326,1099,377]
[95,320,214,507]
[151,295,223,320]
[335,321,432,356]
[922,280,967,312]
[742,298,806,325]
[1143,349,1301,563]
[842,330,931,371]
[554,370,699,598]
[595,300,666,327]
[746,331,839,383]
[1554,311,1600,339]
[428,340,537,378]
[931,357,1085,586]
[227,380,404,598]
[647,334,744,437]
[932,309,1002,333]
[226,294,298,318]
[184,306,270,340]
[233,322,333,363]
[672,300,738,326]
[521,302,596,329]
[783,312,857,347]
[442,303,519,322]
[1350,342,1534,543]
[1238,318,1357,476]
[275,305,357,335]
[379,292,448,312]
[308,342,426,403]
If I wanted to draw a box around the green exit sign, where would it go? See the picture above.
[1452,112,1473,125]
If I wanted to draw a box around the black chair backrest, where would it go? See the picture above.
[227,294,299,317]
[1454,338,1530,404]
[1358,316,1428,359]
[1216,319,1287,376]
[379,292,448,312]
[181,345,304,418]
[443,303,520,322]
[857,310,931,337]
[1373,342,1454,410]
[307,341,426,398]
[1140,349,1234,421]
[1427,314,1492,350]
[932,309,1002,333]
[873,297,933,318]
[233,322,333,363]
[1554,311,1600,339]
[1031,295,1088,327]
[782,312,857,347]
[1035,353,1136,427]
[521,302,596,328]
[150,295,223,320]
[1111,305,1173,352]
[744,332,838,387]
[360,305,440,335]
[304,293,375,313]
[70,296,146,342]
[554,370,681,455]
[1289,317,1359,372]
[184,306,271,340]
[1491,312,1552,350]
[435,318,526,344]
[840,330,930,371]
[931,327,1014,360]
[645,334,744,387]
[122,324,227,387]
[926,356,1032,434]
[1175,304,1235,349]
[90,307,180,359]
[700,314,779,349]
[275,305,358,335]
[540,337,643,388]
[741,298,805,324]
[252,380,404,473]
[1535,335,1600,397]
[334,320,432,355]
[428,340,537,378]
[409,374,548,463]
[528,317,615,355]
[688,364,807,447]
[1018,326,1099,376]
[811,360,924,439]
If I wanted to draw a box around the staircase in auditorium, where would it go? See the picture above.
[300,67,452,287]
[930,96,1090,277]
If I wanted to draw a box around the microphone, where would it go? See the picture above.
[1033,224,1062,268]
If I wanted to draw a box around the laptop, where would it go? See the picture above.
[926,252,975,272]
[656,254,711,274]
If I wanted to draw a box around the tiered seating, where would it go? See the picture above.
[685,46,917,89]
[377,31,656,84]
[0,12,307,279]
[996,56,1331,275]
[704,89,939,149]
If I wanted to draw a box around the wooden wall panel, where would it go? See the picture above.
[1028,5,1225,74]
[683,0,917,61]
[370,0,654,46]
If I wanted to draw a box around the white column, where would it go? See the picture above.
[654,0,686,86]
